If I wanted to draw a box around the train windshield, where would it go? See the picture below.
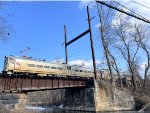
[3,57,8,70]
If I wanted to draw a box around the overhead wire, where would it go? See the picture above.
[10,42,64,55]
[130,0,150,10]
[116,1,150,19]
[4,3,100,62]
[9,28,65,54]
[112,1,150,20]
[96,0,150,24]
[0,40,65,61]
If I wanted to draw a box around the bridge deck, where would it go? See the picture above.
[0,73,92,92]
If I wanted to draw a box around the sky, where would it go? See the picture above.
[0,1,104,71]
[0,0,150,74]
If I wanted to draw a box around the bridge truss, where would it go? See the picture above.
[0,73,93,93]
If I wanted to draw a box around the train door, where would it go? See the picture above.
[67,66,71,75]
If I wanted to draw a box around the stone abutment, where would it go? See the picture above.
[64,79,135,111]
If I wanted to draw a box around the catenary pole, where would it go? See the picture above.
[87,6,97,79]
[64,25,68,64]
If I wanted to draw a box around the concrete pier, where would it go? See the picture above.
[64,79,135,111]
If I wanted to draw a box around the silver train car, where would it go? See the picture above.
[3,56,94,78]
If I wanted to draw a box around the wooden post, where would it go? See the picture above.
[64,25,68,64]
[87,6,97,79]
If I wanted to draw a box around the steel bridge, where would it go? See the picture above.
[0,73,93,93]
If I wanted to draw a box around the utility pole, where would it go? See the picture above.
[64,25,68,64]
[87,6,97,79]
[64,6,97,79]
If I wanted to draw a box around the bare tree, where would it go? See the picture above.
[0,3,11,43]
[0,17,11,42]
[96,2,115,86]
[133,24,150,89]
[112,14,140,91]
[107,48,122,87]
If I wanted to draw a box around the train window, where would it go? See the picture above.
[28,64,35,67]
[75,70,78,72]
[58,67,63,70]
[88,71,91,73]
[36,65,43,68]
[44,66,50,69]
[51,67,57,69]
[84,71,87,73]
[67,66,71,70]
[80,70,83,72]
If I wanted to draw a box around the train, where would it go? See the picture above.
[3,56,94,78]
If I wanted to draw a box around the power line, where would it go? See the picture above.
[114,1,150,19]
[113,1,149,19]
[131,0,150,10]
[9,42,64,56]
[96,0,150,24]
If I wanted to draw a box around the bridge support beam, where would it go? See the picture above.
[64,79,135,112]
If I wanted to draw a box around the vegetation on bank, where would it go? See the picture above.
[95,3,150,110]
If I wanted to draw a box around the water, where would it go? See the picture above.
[25,106,149,113]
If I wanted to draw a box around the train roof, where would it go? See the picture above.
[6,56,93,70]
[6,56,66,65]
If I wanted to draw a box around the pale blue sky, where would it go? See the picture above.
[0,1,106,71]
[0,1,147,73]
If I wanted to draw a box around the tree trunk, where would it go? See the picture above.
[97,4,115,87]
